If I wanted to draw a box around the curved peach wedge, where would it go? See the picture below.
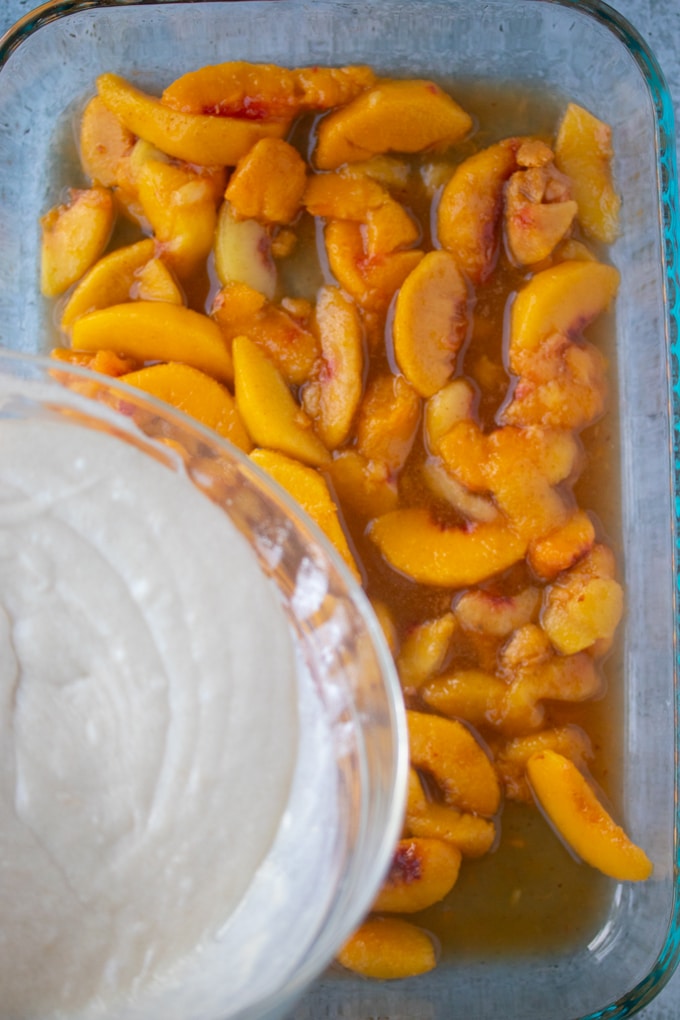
[71,301,234,383]
[40,187,115,298]
[373,837,462,914]
[315,79,472,170]
[60,238,156,330]
[79,95,135,188]
[97,72,286,166]
[120,362,252,451]
[225,138,307,225]
[508,259,619,373]
[214,201,277,300]
[233,335,330,467]
[392,250,471,397]
[337,916,437,980]
[369,507,527,588]
[527,750,653,881]
[554,102,621,243]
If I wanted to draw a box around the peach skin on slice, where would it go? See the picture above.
[437,138,520,284]
[373,837,462,914]
[250,448,359,579]
[315,79,472,170]
[71,301,234,383]
[554,103,621,243]
[508,259,619,374]
[369,507,527,588]
[527,750,653,881]
[40,187,115,297]
[392,250,471,397]
[233,335,330,467]
[337,916,437,980]
[301,285,364,449]
[120,362,252,451]
[60,238,156,331]
[97,72,286,166]
[407,709,501,817]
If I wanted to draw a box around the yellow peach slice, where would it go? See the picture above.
[554,103,621,243]
[162,61,375,119]
[495,725,592,804]
[454,587,539,638]
[40,187,116,297]
[373,837,462,914]
[356,373,421,473]
[527,750,652,881]
[301,286,364,449]
[97,72,286,167]
[528,508,595,580]
[421,458,499,524]
[79,95,135,187]
[337,916,437,980]
[315,79,472,170]
[71,301,234,383]
[541,543,624,655]
[250,448,359,579]
[131,257,184,305]
[326,450,399,521]
[303,169,386,220]
[397,612,457,692]
[407,709,501,817]
[324,219,424,313]
[365,199,420,256]
[120,362,252,450]
[437,138,520,284]
[370,507,527,587]
[508,259,619,373]
[421,669,508,730]
[505,192,578,266]
[232,335,330,467]
[424,377,476,453]
[225,138,307,225]
[60,238,156,330]
[405,770,496,857]
[392,250,471,397]
[214,201,277,300]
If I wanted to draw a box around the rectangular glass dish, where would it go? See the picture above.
[0,0,678,1017]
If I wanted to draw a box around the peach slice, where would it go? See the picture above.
[437,138,520,284]
[214,201,277,300]
[120,362,252,451]
[424,377,476,453]
[301,286,364,449]
[40,187,115,297]
[421,458,499,524]
[421,669,508,731]
[162,61,375,119]
[495,725,592,804]
[337,916,437,980]
[365,198,420,256]
[131,257,184,305]
[554,103,621,243]
[405,769,496,857]
[79,95,135,188]
[407,709,501,817]
[373,837,462,914]
[505,183,578,266]
[392,250,471,397]
[303,169,387,220]
[397,611,457,692]
[315,79,472,170]
[527,750,652,881]
[507,259,619,374]
[326,450,399,521]
[226,138,307,225]
[324,219,424,313]
[97,72,286,167]
[454,587,539,638]
[60,238,156,330]
[541,543,624,655]
[250,448,359,579]
[355,373,421,474]
[136,158,218,279]
[71,301,234,383]
[370,507,527,587]
[528,508,595,580]
[232,335,330,467]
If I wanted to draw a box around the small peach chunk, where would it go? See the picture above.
[337,917,437,980]
[505,167,578,266]
[528,509,596,580]
[397,612,457,692]
[554,103,621,243]
[392,250,471,397]
[120,362,252,450]
[356,373,421,474]
[131,257,184,305]
[407,710,501,817]
[232,335,329,467]
[365,199,420,256]
[370,508,527,588]
[250,448,359,579]
[79,95,135,187]
[301,286,364,449]
[40,187,115,297]
[324,219,423,313]
[437,138,520,284]
[71,301,234,383]
[541,543,624,654]
[60,238,156,330]
[214,201,277,300]
[373,837,462,914]
[97,72,286,167]
[226,138,307,224]
[527,750,652,880]
[326,450,399,520]
[315,79,472,170]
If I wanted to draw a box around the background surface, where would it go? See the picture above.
[1,0,679,1016]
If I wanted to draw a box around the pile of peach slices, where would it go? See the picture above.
[40,61,651,980]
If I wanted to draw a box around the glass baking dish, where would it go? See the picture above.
[0,0,678,1017]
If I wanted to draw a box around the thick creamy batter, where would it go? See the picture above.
[0,414,298,1018]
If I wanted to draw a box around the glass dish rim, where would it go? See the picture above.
[0,0,678,1016]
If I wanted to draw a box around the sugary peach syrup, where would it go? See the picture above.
[39,61,646,980]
